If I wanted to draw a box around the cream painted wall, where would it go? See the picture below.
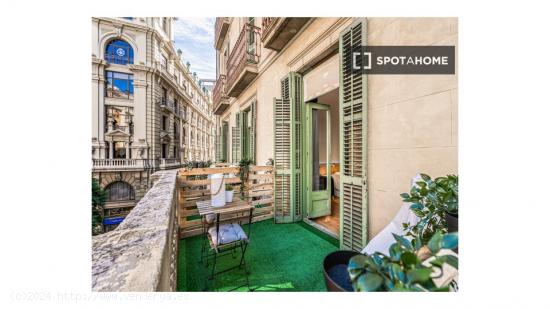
[366,17,458,238]
[220,17,458,241]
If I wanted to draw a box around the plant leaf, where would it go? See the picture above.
[393,234,414,251]
[420,173,431,181]
[400,252,418,267]
[355,272,384,291]
[389,243,402,262]
[441,254,459,269]
[442,232,458,250]
[407,268,432,284]
[427,230,443,253]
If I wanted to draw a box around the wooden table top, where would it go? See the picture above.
[196,199,253,216]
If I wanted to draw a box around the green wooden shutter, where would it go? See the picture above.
[232,113,241,164]
[250,100,257,164]
[221,122,228,162]
[339,18,369,251]
[273,72,303,223]
[215,128,221,162]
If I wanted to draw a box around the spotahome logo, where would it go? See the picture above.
[348,46,455,74]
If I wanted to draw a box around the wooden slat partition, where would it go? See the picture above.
[177,165,275,238]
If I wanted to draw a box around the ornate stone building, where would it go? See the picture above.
[92,17,215,228]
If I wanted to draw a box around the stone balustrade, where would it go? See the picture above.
[92,169,179,291]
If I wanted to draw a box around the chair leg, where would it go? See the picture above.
[210,250,217,280]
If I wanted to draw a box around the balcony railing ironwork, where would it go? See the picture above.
[213,74,230,115]
[214,17,230,50]
[226,23,261,97]
[261,17,278,38]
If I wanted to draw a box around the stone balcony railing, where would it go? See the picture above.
[92,159,150,171]
[92,170,179,291]
[159,158,182,170]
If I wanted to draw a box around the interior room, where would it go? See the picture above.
[309,88,340,236]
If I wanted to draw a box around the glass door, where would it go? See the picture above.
[306,103,331,218]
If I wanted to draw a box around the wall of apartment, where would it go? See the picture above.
[366,17,458,237]
[221,17,349,165]
[221,17,458,240]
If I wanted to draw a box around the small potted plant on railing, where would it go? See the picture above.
[225,183,234,203]
[238,158,253,199]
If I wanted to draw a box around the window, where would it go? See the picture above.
[106,181,135,201]
[105,71,134,99]
[113,141,127,158]
[162,115,168,131]
[105,39,134,65]
[161,55,168,70]
[162,143,168,159]
[162,18,169,33]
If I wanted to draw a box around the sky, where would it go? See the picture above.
[173,17,216,81]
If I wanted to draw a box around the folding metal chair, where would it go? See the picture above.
[202,207,253,290]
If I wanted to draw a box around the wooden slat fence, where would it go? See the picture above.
[177,165,274,238]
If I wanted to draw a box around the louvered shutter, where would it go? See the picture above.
[221,122,228,162]
[250,100,257,164]
[273,72,303,223]
[215,129,221,162]
[339,18,369,251]
[232,113,241,164]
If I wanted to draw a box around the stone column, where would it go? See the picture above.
[109,140,114,159]
[126,141,130,159]
[130,66,149,156]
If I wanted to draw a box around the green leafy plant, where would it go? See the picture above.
[348,231,458,292]
[92,178,107,235]
[183,160,212,170]
[238,158,253,198]
[400,174,458,244]
[225,183,234,191]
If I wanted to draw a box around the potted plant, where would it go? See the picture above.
[347,231,458,291]
[238,158,253,199]
[400,174,459,244]
[225,183,234,203]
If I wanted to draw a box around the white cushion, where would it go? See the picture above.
[361,203,420,255]
[208,223,248,246]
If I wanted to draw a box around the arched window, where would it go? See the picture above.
[105,181,135,201]
[105,39,134,65]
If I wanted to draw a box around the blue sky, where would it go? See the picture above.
[173,17,216,81]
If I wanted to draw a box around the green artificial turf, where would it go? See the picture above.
[177,219,339,291]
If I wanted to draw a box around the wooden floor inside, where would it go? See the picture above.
[311,196,339,235]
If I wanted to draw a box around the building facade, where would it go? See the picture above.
[92,17,215,229]
[213,17,457,250]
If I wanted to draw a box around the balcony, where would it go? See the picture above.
[261,17,311,51]
[213,74,230,115]
[214,17,230,50]
[159,158,182,170]
[160,98,181,118]
[92,159,152,171]
[226,23,261,98]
